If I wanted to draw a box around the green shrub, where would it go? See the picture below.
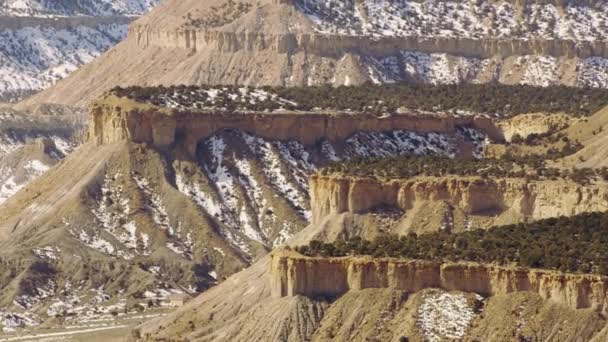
[296,211,608,275]
[110,83,608,117]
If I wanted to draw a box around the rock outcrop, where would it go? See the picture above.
[270,250,608,310]
[132,26,608,59]
[496,113,574,142]
[88,95,501,156]
[309,174,608,227]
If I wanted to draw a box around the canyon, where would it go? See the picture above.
[3,84,607,338]
[0,89,493,332]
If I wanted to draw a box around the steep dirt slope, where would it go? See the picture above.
[0,142,244,330]
[561,105,608,168]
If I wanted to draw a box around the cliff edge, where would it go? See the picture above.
[270,250,608,311]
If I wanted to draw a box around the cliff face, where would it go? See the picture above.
[132,25,608,59]
[270,250,608,311]
[310,174,608,227]
[89,96,500,156]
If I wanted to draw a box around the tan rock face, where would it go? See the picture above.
[133,25,608,59]
[270,250,608,310]
[88,95,501,156]
[310,174,608,228]
[497,113,574,142]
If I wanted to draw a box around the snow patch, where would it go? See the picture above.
[417,289,482,342]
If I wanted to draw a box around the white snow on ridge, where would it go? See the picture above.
[0,24,128,101]
[90,174,142,257]
[0,176,22,204]
[13,279,56,310]
[0,0,159,17]
[577,57,608,89]
[519,56,559,87]
[234,159,267,243]
[134,174,194,260]
[174,128,486,251]
[0,310,38,332]
[32,246,60,261]
[241,132,312,221]
[0,134,73,205]
[367,51,608,89]
[0,0,159,100]
[0,159,53,205]
[175,169,251,257]
[153,86,298,111]
[417,290,483,342]
[345,131,458,159]
[295,0,608,41]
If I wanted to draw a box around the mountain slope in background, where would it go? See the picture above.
[0,106,83,204]
[0,0,159,16]
[17,0,608,109]
[0,0,159,102]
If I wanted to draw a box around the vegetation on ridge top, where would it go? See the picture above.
[109,83,608,117]
[318,155,606,185]
[296,211,608,275]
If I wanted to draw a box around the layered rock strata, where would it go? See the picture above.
[132,26,608,59]
[309,174,608,225]
[89,95,500,156]
[270,250,608,311]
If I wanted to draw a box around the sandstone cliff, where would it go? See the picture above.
[309,174,608,231]
[270,250,608,311]
[88,95,500,156]
[132,25,608,59]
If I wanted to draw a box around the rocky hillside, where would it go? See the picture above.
[1,84,605,337]
[0,107,83,205]
[0,89,494,333]
[17,0,608,109]
[270,250,608,310]
[129,227,608,342]
[0,0,159,102]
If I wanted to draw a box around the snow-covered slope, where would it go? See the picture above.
[366,52,608,88]
[0,0,159,102]
[0,138,71,204]
[296,0,608,41]
[0,107,83,206]
[0,0,159,17]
